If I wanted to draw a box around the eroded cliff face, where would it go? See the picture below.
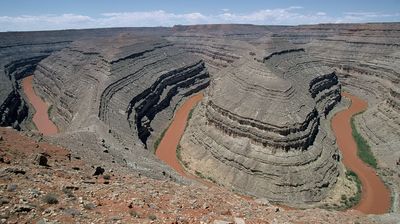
[0,38,70,128]
[34,36,209,147]
[31,35,209,179]
[0,28,168,129]
[275,24,400,210]
[301,25,400,162]
[179,37,341,206]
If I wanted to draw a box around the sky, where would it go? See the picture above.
[0,0,399,31]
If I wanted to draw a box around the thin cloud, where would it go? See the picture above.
[0,7,399,31]
[336,11,400,23]
[97,10,210,27]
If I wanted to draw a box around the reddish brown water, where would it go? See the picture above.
[156,93,203,178]
[332,92,391,214]
[22,76,58,136]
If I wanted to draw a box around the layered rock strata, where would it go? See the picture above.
[0,39,69,128]
[0,28,170,129]
[267,23,400,210]
[180,38,341,205]
[32,36,209,177]
[167,34,242,74]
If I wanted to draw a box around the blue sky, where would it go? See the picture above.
[0,0,399,31]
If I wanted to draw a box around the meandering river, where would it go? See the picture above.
[156,91,391,214]
[332,92,390,214]
[155,93,203,178]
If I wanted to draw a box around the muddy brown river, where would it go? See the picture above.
[156,91,391,214]
[332,92,391,214]
[22,76,58,136]
[155,93,203,178]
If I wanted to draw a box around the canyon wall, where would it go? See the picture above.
[179,36,341,206]
[32,35,209,178]
[0,28,170,129]
[275,24,400,210]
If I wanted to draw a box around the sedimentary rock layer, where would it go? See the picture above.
[32,36,209,178]
[0,28,170,129]
[167,34,242,74]
[180,38,341,205]
[273,23,400,210]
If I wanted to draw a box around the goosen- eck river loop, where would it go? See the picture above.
[23,77,390,214]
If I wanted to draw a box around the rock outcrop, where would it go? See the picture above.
[179,38,341,206]
[31,35,209,179]
[34,36,209,147]
[0,28,171,129]
[275,23,400,210]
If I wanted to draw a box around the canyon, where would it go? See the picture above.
[0,23,399,223]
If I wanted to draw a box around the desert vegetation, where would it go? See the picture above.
[351,115,377,168]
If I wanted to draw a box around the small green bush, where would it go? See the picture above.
[129,210,140,218]
[350,116,377,168]
[62,187,75,198]
[43,193,59,204]
[344,170,362,208]
[103,174,111,180]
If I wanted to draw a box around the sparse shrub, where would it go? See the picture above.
[83,202,96,210]
[130,210,140,218]
[43,193,59,204]
[47,105,53,117]
[148,214,157,220]
[350,116,377,168]
[62,187,75,198]
[176,144,188,168]
[7,184,17,192]
[64,208,81,217]
[103,174,111,180]
[343,170,362,208]
[154,128,168,151]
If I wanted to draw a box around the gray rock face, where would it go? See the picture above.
[0,28,171,129]
[34,36,209,147]
[32,36,209,179]
[275,23,400,210]
[179,38,341,206]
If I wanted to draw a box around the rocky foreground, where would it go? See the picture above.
[0,127,384,223]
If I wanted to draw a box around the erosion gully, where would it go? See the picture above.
[332,92,391,214]
[22,75,58,136]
